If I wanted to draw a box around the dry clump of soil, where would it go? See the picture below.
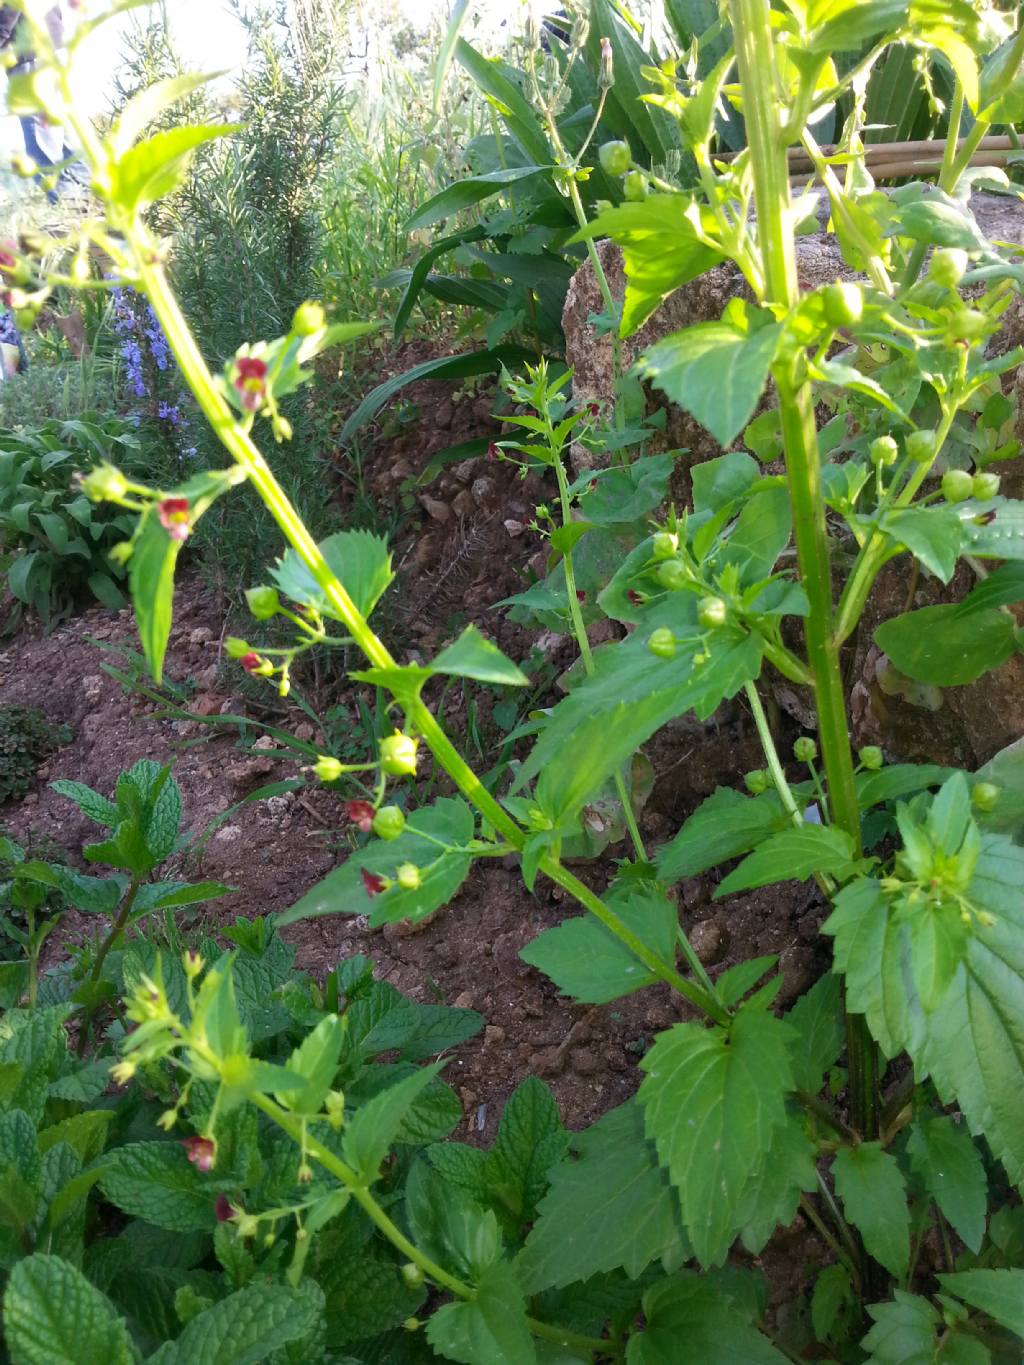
[1,361,829,1143]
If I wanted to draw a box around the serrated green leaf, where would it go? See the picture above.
[893,199,986,250]
[429,625,528,686]
[638,1004,795,1267]
[144,768,182,863]
[716,824,854,896]
[519,887,677,1004]
[516,1100,687,1292]
[786,973,845,1093]
[881,506,964,583]
[637,312,782,448]
[277,798,474,928]
[318,1241,424,1345]
[626,1274,787,1364]
[860,1290,939,1364]
[270,530,393,624]
[98,1141,217,1232]
[114,123,240,211]
[574,197,723,336]
[405,1159,501,1282]
[811,1264,855,1346]
[278,1014,343,1116]
[426,1262,536,1365]
[736,1109,817,1254]
[146,1281,323,1365]
[875,605,1016,686]
[855,765,955,809]
[832,1142,910,1279]
[937,1269,1024,1337]
[49,780,119,827]
[907,1115,986,1253]
[3,1254,133,1365]
[657,787,789,883]
[575,453,676,526]
[131,880,232,916]
[342,1062,444,1182]
[483,1078,567,1223]
[130,513,181,684]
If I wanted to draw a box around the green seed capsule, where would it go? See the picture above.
[292,300,326,336]
[396,862,421,891]
[929,247,968,288]
[697,595,727,629]
[598,140,631,177]
[745,769,771,795]
[869,435,898,467]
[972,471,1000,500]
[793,736,818,763]
[380,732,418,776]
[647,627,677,659]
[400,1263,425,1289]
[372,805,406,841]
[858,745,883,771]
[822,280,863,329]
[244,584,280,620]
[622,170,648,202]
[971,781,1000,812]
[651,531,679,560]
[906,429,938,464]
[941,469,974,504]
[656,560,689,591]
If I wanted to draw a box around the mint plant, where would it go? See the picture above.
[9,0,1024,1357]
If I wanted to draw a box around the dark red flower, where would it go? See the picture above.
[627,589,643,606]
[240,651,262,673]
[346,799,375,832]
[233,355,268,412]
[361,868,387,898]
[587,403,600,417]
[182,1135,216,1172]
[576,589,586,602]
[487,442,500,461]
[157,497,191,542]
[976,510,997,525]
[215,1193,233,1222]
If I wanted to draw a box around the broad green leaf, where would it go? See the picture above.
[716,824,854,896]
[860,1291,940,1364]
[519,609,763,824]
[575,453,675,526]
[575,196,724,336]
[405,166,551,232]
[516,1099,688,1291]
[638,1004,795,1266]
[736,1109,817,1254]
[816,360,912,421]
[146,1281,323,1365]
[958,496,1024,560]
[906,1115,986,1253]
[811,1264,856,1346]
[806,0,910,52]
[657,787,789,883]
[519,886,677,1004]
[692,452,760,514]
[875,605,1016,687]
[973,737,1024,837]
[979,31,1024,122]
[721,484,792,585]
[130,880,232,916]
[637,310,782,448]
[98,1141,217,1232]
[342,1062,444,1182]
[881,506,964,583]
[786,973,845,1093]
[855,764,954,810]
[110,71,221,155]
[318,1242,424,1346]
[426,1262,537,1365]
[892,199,986,250]
[130,512,181,683]
[114,123,240,211]
[405,1160,501,1281]
[3,1254,133,1365]
[279,1014,343,1116]
[429,625,528,686]
[49,780,119,827]
[937,1269,1024,1338]
[626,1274,787,1364]
[832,1142,910,1279]
[483,1077,567,1223]
[455,39,551,166]
[270,529,393,624]
[277,797,474,928]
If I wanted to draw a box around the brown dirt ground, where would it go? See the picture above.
[0,361,835,1299]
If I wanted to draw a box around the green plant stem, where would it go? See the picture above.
[250,1093,618,1359]
[552,452,646,862]
[77,874,141,1056]
[800,128,893,295]
[729,0,877,1151]
[800,1194,860,1291]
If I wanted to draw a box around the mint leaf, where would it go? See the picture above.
[146,1281,323,1365]
[4,1254,133,1365]
[832,1142,910,1279]
[49,781,119,828]
[483,1078,567,1223]
[426,1263,537,1365]
[98,1141,216,1232]
[516,1100,687,1292]
[638,1003,795,1266]
[786,973,845,1093]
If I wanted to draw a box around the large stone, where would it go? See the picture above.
[562,192,1024,766]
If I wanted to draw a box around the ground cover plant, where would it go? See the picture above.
[1,0,1024,1361]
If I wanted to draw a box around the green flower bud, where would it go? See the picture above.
[941,469,974,503]
[400,1262,425,1289]
[372,805,406,840]
[971,781,1000,812]
[396,862,421,891]
[869,435,898,467]
[622,170,648,202]
[244,584,280,620]
[656,559,689,591]
[822,281,863,329]
[793,736,818,763]
[313,755,343,783]
[647,627,677,659]
[403,1318,422,1333]
[698,595,727,629]
[907,429,938,464]
[949,307,988,342]
[598,140,631,177]
[292,301,326,336]
[325,1089,345,1129]
[651,530,679,561]
[745,769,771,795]
[380,732,418,776]
[928,247,968,288]
[858,745,884,771]
[79,462,127,502]
[225,636,253,659]
[972,470,1000,500]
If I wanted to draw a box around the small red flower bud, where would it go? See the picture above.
[345,799,375,832]
[182,1135,216,1172]
[215,1193,233,1222]
[626,589,643,606]
[233,355,268,412]
[361,868,387,897]
[240,652,262,673]
[576,589,586,602]
[157,497,191,541]
[487,442,500,461]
